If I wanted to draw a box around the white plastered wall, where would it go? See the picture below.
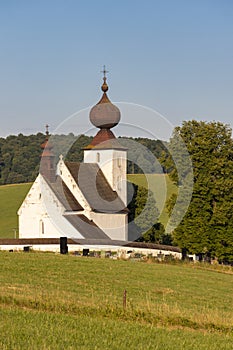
[90,212,128,241]
[18,174,84,239]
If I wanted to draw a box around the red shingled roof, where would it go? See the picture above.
[85,129,126,150]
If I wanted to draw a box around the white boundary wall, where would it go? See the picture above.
[0,244,181,259]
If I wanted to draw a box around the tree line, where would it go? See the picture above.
[0,133,166,185]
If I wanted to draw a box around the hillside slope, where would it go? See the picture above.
[0,183,31,238]
[128,174,177,226]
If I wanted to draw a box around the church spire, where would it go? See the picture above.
[40,125,55,182]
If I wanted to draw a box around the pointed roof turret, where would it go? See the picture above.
[40,125,56,182]
[40,124,52,154]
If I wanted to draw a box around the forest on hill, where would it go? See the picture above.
[0,133,167,185]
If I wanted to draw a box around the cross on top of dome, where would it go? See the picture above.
[45,124,49,137]
[101,65,108,79]
[100,65,109,93]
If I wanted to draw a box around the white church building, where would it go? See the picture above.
[18,73,129,242]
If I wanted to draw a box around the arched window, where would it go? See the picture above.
[96,152,100,162]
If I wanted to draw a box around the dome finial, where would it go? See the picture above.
[101,65,109,92]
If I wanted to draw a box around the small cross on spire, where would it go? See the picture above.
[101,65,109,80]
[100,65,109,92]
[45,124,49,136]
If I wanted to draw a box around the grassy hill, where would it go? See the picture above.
[128,174,177,226]
[0,183,31,238]
[0,252,232,349]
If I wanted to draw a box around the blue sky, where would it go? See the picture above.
[0,0,233,138]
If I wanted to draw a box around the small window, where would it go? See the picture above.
[40,220,44,235]
[117,158,122,167]
[96,152,100,162]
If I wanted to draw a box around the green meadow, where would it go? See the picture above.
[0,252,232,349]
[0,183,31,238]
[128,174,177,226]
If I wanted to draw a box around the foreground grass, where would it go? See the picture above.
[1,308,233,350]
[0,183,31,238]
[0,252,232,349]
[128,174,177,226]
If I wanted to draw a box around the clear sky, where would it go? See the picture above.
[0,0,233,138]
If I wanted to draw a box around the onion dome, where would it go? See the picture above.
[89,68,120,129]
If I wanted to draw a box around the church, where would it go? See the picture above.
[18,72,129,242]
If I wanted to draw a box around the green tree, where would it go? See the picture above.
[128,183,164,243]
[66,135,92,162]
[141,222,172,244]
[120,137,167,174]
[166,121,233,263]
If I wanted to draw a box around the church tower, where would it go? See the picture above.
[84,68,127,206]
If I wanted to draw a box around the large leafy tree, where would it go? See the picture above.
[166,121,233,262]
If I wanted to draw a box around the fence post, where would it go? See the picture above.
[123,289,127,309]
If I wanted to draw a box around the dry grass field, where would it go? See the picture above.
[0,252,232,349]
